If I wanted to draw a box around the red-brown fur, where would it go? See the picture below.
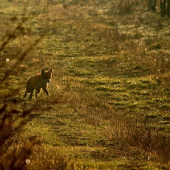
[24,69,52,100]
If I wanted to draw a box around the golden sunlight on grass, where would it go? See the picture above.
[1,0,170,169]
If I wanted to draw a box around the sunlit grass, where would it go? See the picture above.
[1,0,170,169]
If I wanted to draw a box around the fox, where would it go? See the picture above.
[24,69,52,100]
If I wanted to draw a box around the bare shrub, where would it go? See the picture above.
[0,7,73,170]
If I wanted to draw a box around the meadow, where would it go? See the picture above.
[1,0,170,169]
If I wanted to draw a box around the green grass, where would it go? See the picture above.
[1,0,170,169]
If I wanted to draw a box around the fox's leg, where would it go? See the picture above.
[35,88,40,98]
[42,88,49,96]
[23,90,27,98]
[29,89,34,100]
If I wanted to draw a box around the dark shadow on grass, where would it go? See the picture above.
[0,10,44,170]
[0,103,41,170]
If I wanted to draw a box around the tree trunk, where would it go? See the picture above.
[148,0,156,11]
[160,0,167,17]
[167,0,170,17]
[154,0,157,7]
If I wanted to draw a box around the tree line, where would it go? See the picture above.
[148,0,170,17]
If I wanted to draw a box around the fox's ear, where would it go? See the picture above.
[41,69,45,76]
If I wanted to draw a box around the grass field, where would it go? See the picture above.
[1,0,170,169]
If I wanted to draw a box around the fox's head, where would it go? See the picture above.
[41,69,52,83]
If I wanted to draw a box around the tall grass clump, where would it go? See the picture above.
[110,114,170,168]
